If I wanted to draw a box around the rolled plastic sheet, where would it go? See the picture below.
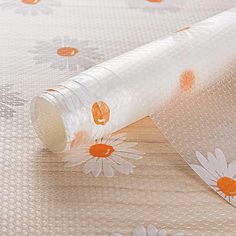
[31,8,236,207]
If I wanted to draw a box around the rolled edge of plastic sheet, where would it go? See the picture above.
[31,8,236,206]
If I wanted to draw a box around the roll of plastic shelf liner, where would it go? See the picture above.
[31,8,236,206]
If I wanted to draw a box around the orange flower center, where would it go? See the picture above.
[92,101,110,125]
[57,47,79,57]
[147,0,162,2]
[217,177,236,197]
[180,70,196,91]
[89,144,115,158]
[22,0,40,4]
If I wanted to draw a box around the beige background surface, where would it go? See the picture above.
[1,0,236,235]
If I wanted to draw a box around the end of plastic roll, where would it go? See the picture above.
[31,96,68,153]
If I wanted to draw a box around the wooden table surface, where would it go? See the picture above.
[103,117,236,236]
[2,117,236,236]
[34,117,236,235]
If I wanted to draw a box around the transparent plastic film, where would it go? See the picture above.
[31,8,236,206]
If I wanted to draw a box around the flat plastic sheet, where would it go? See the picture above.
[1,1,236,235]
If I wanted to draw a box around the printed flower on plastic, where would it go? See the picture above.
[0,0,61,16]
[64,133,144,177]
[29,36,102,71]
[191,149,236,206]
[112,224,184,236]
[92,101,110,126]
[127,0,186,14]
[180,70,196,91]
[0,84,26,119]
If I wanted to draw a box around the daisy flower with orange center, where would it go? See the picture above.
[112,224,184,236]
[63,133,144,177]
[191,148,236,206]
[90,100,112,140]
[0,0,61,16]
[29,36,102,71]
[127,0,186,14]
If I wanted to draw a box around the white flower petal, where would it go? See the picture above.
[207,151,217,165]
[96,134,110,144]
[82,158,102,177]
[82,158,97,175]
[147,224,158,236]
[196,151,209,168]
[115,152,142,160]
[228,161,236,178]
[63,36,72,46]
[215,148,227,175]
[190,164,216,185]
[195,151,218,179]
[157,229,167,236]
[103,159,114,177]
[116,150,144,160]
[207,152,221,178]
[106,133,127,145]
[110,155,135,167]
[133,225,146,236]
[91,158,102,177]
[115,142,138,149]
[119,148,144,155]
[109,158,134,175]
[107,140,124,147]
[93,127,105,141]
[230,197,236,207]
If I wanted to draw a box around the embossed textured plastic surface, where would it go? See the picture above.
[1,1,236,236]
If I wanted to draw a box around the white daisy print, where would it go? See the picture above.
[89,100,113,140]
[29,36,102,71]
[112,224,184,236]
[126,0,186,14]
[191,148,236,206]
[63,133,144,177]
[0,84,26,119]
[0,0,61,16]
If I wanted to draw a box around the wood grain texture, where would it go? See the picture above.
[27,117,236,236]
[114,117,236,236]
